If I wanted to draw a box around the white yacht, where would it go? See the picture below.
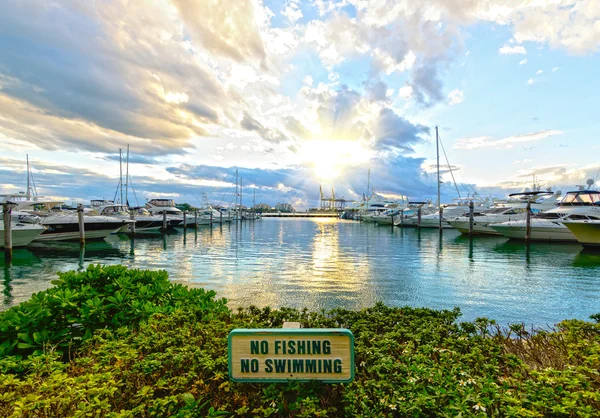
[489,190,600,241]
[0,221,45,247]
[145,199,188,227]
[93,203,163,232]
[393,202,437,227]
[446,191,561,235]
[5,196,128,241]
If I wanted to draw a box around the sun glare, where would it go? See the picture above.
[301,140,371,180]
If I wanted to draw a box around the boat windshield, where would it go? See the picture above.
[559,192,600,206]
[148,199,176,207]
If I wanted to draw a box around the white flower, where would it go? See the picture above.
[389,404,397,410]
[473,403,486,412]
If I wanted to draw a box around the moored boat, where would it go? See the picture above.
[563,220,600,247]
[489,190,600,241]
[0,222,46,247]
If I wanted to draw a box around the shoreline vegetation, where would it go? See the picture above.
[1,266,599,417]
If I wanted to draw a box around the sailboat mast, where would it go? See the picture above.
[240,178,243,213]
[119,148,123,204]
[367,169,370,201]
[436,126,440,208]
[26,154,31,200]
[235,169,238,221]
[125,145,129,206]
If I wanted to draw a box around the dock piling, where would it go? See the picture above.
[3,203,13,261]
[77,203,85,246]
[417,208,422,229]
[468,201,474,237]
[439,206,444,231]
[400,209,404,228]
[162,211,167,231]
[183,211,187,231]
[525,200,532,243]
[194,209,198,229]
[130,209,136,235]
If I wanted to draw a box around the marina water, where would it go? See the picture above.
[2,218,600,327]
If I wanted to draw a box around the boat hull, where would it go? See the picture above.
[563,222,600,247]
[490,222,577,242]
[0,224,45,247]
[36,219,126,241]
[446,219,501,235]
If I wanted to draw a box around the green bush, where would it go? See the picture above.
[0,264,228,361]
[1,266,599,417]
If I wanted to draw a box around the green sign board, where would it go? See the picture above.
[228,328,354,383]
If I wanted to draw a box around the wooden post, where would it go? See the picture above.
[77,203,85,246]
[400,209,404,228]
[210,209,213,226]
[525,200,532,243]
[220,209,222,224]
[417,208,422,229]
[162,211,167,231]
[3,203,12,261]
[194,209,198,229]
[391,213,394,229]
[469,201,474,237]
[183,211,187,231]
[439,206,444,231]
[130,209,136,235]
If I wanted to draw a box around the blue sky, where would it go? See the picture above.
[1,0,599,209]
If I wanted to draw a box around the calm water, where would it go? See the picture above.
[2,218,600,326]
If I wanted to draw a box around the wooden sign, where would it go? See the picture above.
[228,328,354,383]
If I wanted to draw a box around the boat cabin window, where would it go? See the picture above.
[496,207,526,215]
[536,212,563,219]
[568,214,590,220]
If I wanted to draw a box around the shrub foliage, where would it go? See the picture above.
[1,265,599,417]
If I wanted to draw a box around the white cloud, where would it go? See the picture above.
[454,129,563,150]
[282,2,303,23]
[552,67,559,72]
[519,58,528,65]
[398,85,413,100]
[527,78,535,85]
[512,159,532,165]
[303,75,314,86]
[447,89,464,105]
[536,69,543,75]
[499,44,527,55]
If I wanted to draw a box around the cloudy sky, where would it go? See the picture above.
[1,0,599,209]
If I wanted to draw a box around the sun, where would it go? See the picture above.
[300,139,372,180]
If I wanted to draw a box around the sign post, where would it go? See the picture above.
[228,328,354,383]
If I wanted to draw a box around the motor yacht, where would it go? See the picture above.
[0,220,45,247]
[145,199,187,227]
[4,196,129,241]
[446,191,561,235]
[93,203,163,232]
[489,190,600,241]
[563,220,600,247]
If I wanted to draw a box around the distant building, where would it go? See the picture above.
[252,203,271,213]
[275,203,294,213]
